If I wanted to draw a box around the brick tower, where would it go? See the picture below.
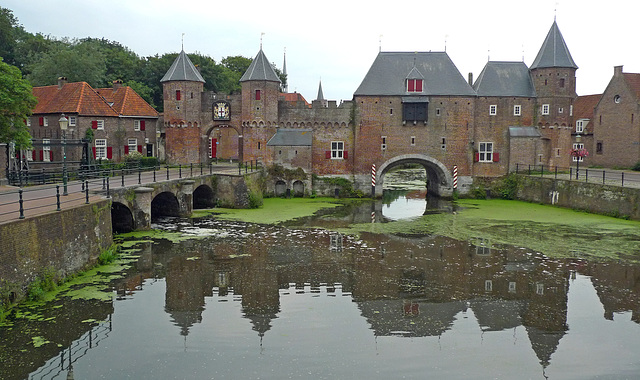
[161,50,205,164]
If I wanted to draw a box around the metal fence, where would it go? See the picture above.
[513,163,640,188]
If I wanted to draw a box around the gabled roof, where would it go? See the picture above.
[573,94,601,119]
[240,49,281,83]
[267,128,312,146]
[32,82,119,117]
[623,73,640,100]
[474,61,536,97]
[354,52,476,96]
[96,86,159,118]
[281,92,311,107]
[509,126,541,138]
[160,50,205,83]
[530,21,578,70]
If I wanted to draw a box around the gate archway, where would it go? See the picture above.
[376,154,453,197]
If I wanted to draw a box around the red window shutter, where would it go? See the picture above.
[416,80,423,92]
[176,90,181,100]
[124,146,129,154]
[91,120,98,129]
[49,151,53,161]
[408,79,415,92]
[344,151,348,159]
[493,152,500,162]
[140,120,146,131]
[39,150,43,161]
[32,151,36,160]
[256,90,261,100]
[474,152,480,162]
[107,147,113,159]
[137,145,142,153]
[39,117,44,126]
[92,147,96,159]
[325,150,331,159]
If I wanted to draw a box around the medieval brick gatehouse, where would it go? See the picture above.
[161,21,580,196]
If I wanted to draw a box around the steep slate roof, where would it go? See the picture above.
[573,94,601,119]
[317,80,325,100]
[240,49,281,83]
[160,50,205,83]
[473,61,536,97]
[509,126,541,138]
[530,21,578,70]
[95,86,159,118]
[33,82,119,116]
[354,52,476,96]
[267,128,312,146]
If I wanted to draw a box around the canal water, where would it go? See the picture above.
[2,194,640,379]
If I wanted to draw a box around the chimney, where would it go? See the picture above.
[468,72,473,86]
[614,65,623,77]
[113,79,123,90]
[57,76,67,89]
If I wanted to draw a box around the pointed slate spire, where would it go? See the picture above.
[240,49,282,83]
[282,48,288,93]
[317,80,325,101]
[530,21,578,70]
[160,50,205,83]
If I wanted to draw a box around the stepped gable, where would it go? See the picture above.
[96,86,158,117]
[33,82,118,117]
[354,51,476,96]
[160,50,205,83]
[530,21,578,70]
[240,49,281,83]
[473,61,536,97]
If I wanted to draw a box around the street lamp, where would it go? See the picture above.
[59,114,69,196]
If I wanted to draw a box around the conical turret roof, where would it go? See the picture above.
[240,49,281,83]
[530,21,578,70]
[317,80,325,100]
[160,50,205,83]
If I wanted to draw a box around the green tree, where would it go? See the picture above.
[0,59,37,148]
[26,41,107,88]
[0,7,18,66]
[125,80,155,108]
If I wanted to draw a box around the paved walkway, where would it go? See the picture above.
[0,163,251,225]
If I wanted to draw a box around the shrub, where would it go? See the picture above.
[633,161,640,172]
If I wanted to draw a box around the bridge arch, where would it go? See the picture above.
[376,154,453,197]
[193,184,215,209]
[151,191,181,220]
[111,202,135,233]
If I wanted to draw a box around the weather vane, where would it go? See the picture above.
[260,32,265,49]
[181,33,185,50]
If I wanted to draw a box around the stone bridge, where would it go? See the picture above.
[109,172,262,232]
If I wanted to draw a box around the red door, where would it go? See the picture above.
[211,138,217,158]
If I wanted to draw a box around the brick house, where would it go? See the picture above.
[160,21,582,196]
[27,77,158,167]
[571,93,601,168]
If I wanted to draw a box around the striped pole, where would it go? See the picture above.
[371,164,376,197]
[453,165,458,190]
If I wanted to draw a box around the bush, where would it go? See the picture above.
[140,156,159,168]
[633,161,640,172]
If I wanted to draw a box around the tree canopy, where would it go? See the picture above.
[0,58,37,147]
[0,6,289,113]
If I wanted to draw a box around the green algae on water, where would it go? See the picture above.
[32,336,50,348]
[212,197,343,224]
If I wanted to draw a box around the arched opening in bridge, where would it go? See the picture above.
[151,192,181,220]
[376,154,452,198]
[111,202,134,233]
[293,180,304,197]
[193,185,215,209]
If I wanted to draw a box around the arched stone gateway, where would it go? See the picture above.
[111,202,135,233]
[293,180,305,197]
[376,154,453,197]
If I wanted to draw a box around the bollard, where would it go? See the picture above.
[166,165,170,180]
[138,168,141,184]
[122,170,125,187]
[18,189,25,219]
[179,165,182,178]
[190,163,193,177]
[209,162,212,175]
[106,177,111,198]
[85,180,89,204]
[153,167,156,182]
[56,185,61,211]
[200,163,203,175]
[622,172,625,187]
[602,170,606,185]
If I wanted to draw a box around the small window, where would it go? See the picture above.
[614,95,621,103]
[572,143,585,162]
[390,108,393,115]
[536,283,544,295]
[509,282,516,293]
[42,139,51,162]
[570,105,573,116]
[559,78,565,88]
[479,142,493,162]
[26,118,31,127]
[134,120,141,131]
[436,108,441,116]
[258,142,261,150]
[95,139,107,160]
[489,105,497,115]
[381,136,387,145]
[558,107,564,114]
[96,120,105,130]
[576,120,584,133]
[127,138,137,154]
[485,280,493,292]
[513,105,521,116]
[176,90,181,100]
[596,141,603,154]
[407,79,423,92]
[541,104,550,115]
[411,136,415,146]
[69,116,76,126]
[381,136,387,150]
[43,117,48,127]
[255,90,261,100]
[331,141,344,159]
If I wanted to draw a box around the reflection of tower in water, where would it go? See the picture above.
[165,255,211,336]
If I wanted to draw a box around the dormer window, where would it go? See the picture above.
[407,79,423,92]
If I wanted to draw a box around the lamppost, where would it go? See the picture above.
[59,114,69,195]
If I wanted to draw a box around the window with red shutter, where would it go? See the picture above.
[39,150,43,161]
[92,147,96,159]
[474,152,480,162]
[137,145,142,153]
[325,151,331,159]
[124,146,129,155]
[176,90,181,100]
[256,90,261,100]
[91,120,98,129]
[344,151,348,159]
[493,152,500,162]
[39,117,44,126]
[415,80,423,92]
[140,120,146,131]
[107,147,113,159]
[407,80,415,92]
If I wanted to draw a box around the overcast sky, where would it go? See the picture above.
[5,0,640,103]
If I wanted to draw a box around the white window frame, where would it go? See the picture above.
[489,105,497,116]
[208,137,213,158]
[331,141,344,159]
[95,139,107,160]
[485,280,493,292]
[410,136,416,146]
[541,104,550,115]
[406,79,423,93]
[26,118,31,127]
[96,120,105,130]
[508,282,516,293]
[26,149,33,161]
[127,138,137,154]
[536,283,545,295]
[479,142,493,162]
[576,119,585,133]
[43,139,51,162]
[43,117,48,127]
[513,105,521,116]
[69,116,76,127]
[134,120,141,131]
[558,107,564,114]
[572,143,585,162]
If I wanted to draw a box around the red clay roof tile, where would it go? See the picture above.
[573,94,601,119]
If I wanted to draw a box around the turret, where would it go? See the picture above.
[240,48,281,125]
